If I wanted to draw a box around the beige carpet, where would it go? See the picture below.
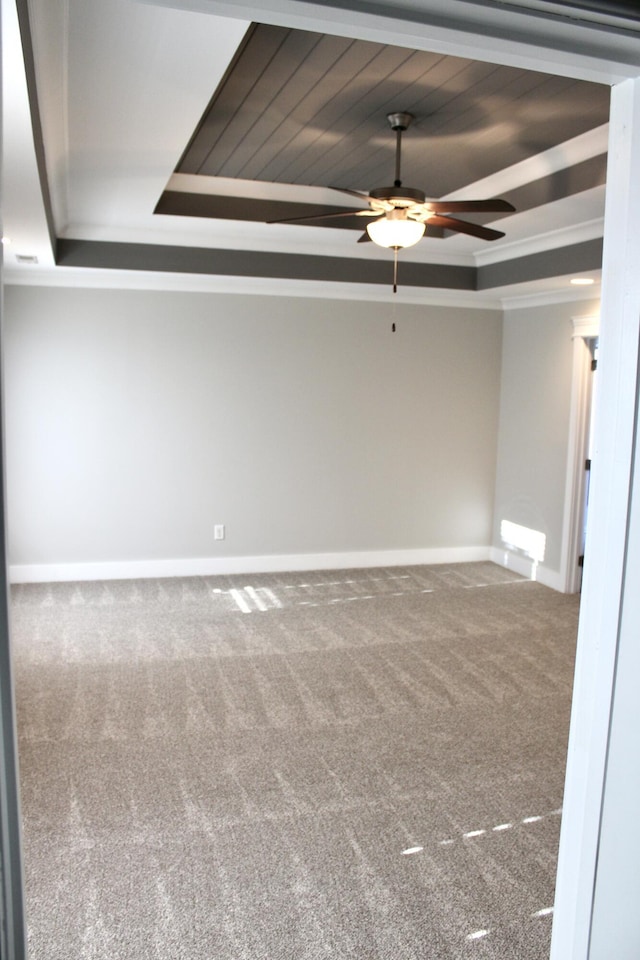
[11,562,579,959]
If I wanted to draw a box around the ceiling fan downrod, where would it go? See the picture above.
[387,111,414,187]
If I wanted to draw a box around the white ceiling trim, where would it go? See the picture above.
[3,261,602,313]
[1,263,500,307]
[59,205,603,271]
[165,174,363,206]
[474,214,604,266]
[499,284,601,310]
[28,0,251,236]
[25,0,71,230]
[136,0,640,83]
[443,123,609,200]
[1,0,54,267]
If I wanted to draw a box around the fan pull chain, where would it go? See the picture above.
[393,247,399,294]
[391,297,397,333]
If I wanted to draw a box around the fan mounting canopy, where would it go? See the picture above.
[369,186,426,205]
[386,111,414,131]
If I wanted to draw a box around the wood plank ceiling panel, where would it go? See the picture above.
[212,29,328,176]
[243,43,438,183]
[361,75,606,195]
[352,60,525,191]
[231,34,389,182]
[289,48,463,189]
[174,22,610,200]
[255,41,401,186]
[285,53,485,192]
[177,24,287,175]
[216,33,359,179]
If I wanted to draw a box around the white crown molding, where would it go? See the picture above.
[3,265,503,309]
[166,172,361,205]
[499,285,601,311]
[142,1,640,84]
[474,217,604,267]
[6,265,602,312]
[445,124,609,202]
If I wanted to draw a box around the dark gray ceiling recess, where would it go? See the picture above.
[56,239,475,289]
[477,237,603,289]
[158,22,610,241]
[56,238,603,291]
[175,23,609,194]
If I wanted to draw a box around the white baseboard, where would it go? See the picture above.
[489,546,565,592]
[10,545,491,584]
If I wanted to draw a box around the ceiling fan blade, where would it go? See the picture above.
[427,214,506,241]
[329,186,371,201]
[425,198,515,214]
[267,208,369,225]
[357,232,372,243]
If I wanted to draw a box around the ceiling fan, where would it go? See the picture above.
[268,112,515,291]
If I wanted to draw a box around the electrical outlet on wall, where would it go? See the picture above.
[214,524,225,541]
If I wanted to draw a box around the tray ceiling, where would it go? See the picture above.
[176,23,609,193]
[5,0,617,301]
[157,22,610,247]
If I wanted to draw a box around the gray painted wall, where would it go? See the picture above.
[492,298,599,576]
[3,285,502,567]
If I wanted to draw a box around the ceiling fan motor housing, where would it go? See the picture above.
[370,185,426,205]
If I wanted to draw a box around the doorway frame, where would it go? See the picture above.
[3,2,640,958]
[560,314,600,594]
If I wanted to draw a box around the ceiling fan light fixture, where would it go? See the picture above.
[266,111,514,291]
[367,213,425,249]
